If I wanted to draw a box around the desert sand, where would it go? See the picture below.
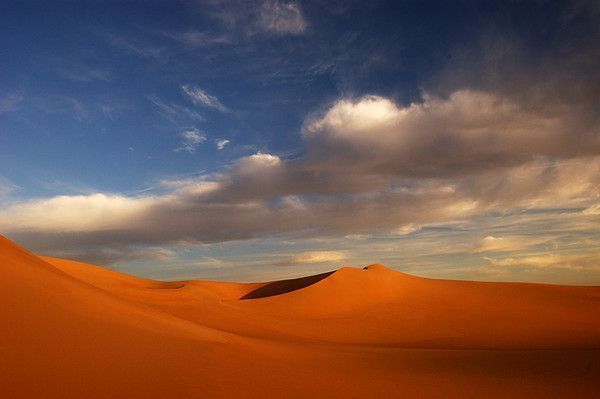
[1,234,599,398]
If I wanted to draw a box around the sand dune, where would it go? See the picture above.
[1,235,599,398]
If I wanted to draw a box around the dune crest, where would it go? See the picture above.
[1,235,599,398]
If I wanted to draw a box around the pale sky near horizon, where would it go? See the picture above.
[1,1,599,283]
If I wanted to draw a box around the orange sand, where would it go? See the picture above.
[1,235,599,398]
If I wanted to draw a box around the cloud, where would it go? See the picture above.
[0,193,156,233]
[0,92,24,113]
[0,176,19,204]
[235,152,282,170]
[29,95,92,121]
[46,246,176,266]
[58,96,88,120]
[3,81,600,265]
[582,204,600,216]
[2,32,600,266]
[302,91,599,177]
[181,84,228,112]
[148,95,204,123]
[276,251,347,266]
[484,253,600,271]
[215,139,230,150]
[59,67,111,82]
[2,153,598,265]
[258,1,307,35]
[204,0,307,38]
[175,129,207,153]
[392,224,420,235]
[161,30,231,48]
[471,236,544,253]
[105,33,165,60]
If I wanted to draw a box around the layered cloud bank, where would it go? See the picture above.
[1,84,599,268]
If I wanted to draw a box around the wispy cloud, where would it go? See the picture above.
[181,84,228,112]
[215,139,230,150]
[0,92,24,114]
[60,67,111,82]
[161,30,231,48]
[174,129,207,153]
[47,246,177,266]
[32,95,91,120]
[275,251,347,266]
[582,204,600,215]
[258,1,307,35]
[203,0,307,38]
[0,176,19,203]
[59,96,88,120]
[105,33,165,60]
[147,95,204,123]
[470,235,547,253]
[484,253,600,271]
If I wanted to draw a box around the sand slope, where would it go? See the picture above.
[1,235,599,398]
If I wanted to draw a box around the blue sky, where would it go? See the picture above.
[1,1,599,283]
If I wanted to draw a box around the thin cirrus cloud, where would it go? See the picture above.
[0,176,19,203]
[161,30,231,48]
[275,251,347,266]
[45,245,177,267]
[181,84,228,112]
[469,236,547,254]
[97,31,167,62]
[258,0,307,35]
[148,95,204,123]
[484,253,600,271]
[205,0,308,37]
[0,92,24,114]
[174,129,207,153]
[103,32,166,60]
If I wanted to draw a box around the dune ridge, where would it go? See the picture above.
[1,235,599,398]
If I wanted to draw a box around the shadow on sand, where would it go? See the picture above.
[240,271,335,300]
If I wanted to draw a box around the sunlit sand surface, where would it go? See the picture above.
[1,235,599,398]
